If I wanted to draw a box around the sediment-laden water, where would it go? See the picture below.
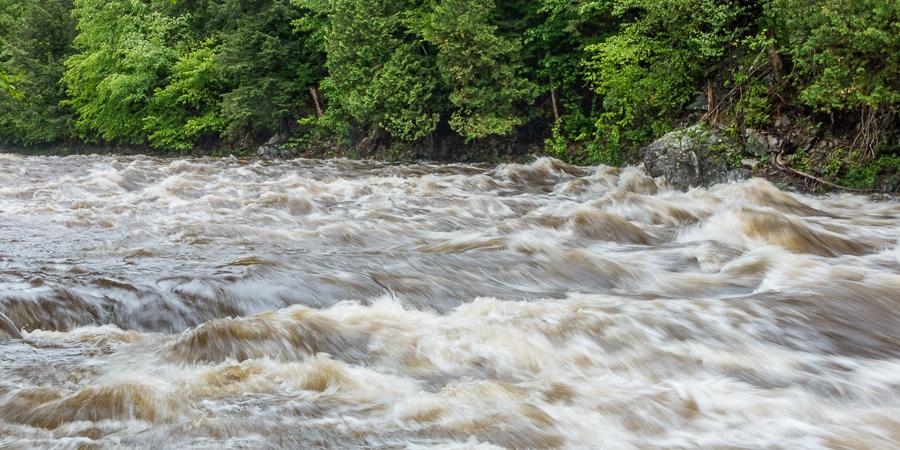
[0,154,898,449]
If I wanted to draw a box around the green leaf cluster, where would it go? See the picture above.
[768,0,899,113]
[583,0,750,156]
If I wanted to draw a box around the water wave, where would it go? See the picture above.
[0,155,898,448]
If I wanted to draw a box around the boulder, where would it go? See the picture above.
[256,145,280,158]
[640,124,750,190]
[256,145,298,159]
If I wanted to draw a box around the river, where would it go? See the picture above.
[0,154,898,449]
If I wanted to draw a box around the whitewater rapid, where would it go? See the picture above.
[0,154,898,449]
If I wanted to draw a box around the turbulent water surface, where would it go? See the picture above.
[0,154,899,449]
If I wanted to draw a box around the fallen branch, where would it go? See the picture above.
[774,150,896,196]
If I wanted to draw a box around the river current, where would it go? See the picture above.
[0,154,898,449]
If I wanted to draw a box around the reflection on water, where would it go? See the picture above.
[0,154,898,448]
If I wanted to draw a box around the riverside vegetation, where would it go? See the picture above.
[0,0,898,190]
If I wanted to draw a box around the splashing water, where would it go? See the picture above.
[0,154,898,449]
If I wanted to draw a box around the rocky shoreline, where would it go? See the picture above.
[256,123,898,195]
[3,123,897,195]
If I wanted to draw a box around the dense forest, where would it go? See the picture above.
[0,0,897,186]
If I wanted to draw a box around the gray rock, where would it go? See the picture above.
[775,115,791,128]
[256,145,294,159]
[743,129,769,157]
[265,132,289,146]
[641,124,749,190]
[256,145,274,157]
[741,158,760,169]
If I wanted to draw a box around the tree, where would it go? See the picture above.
[768,0,899,115]
[767,0,899,153]
[520,0,617,160]
[63,0,184,143]
[0,71,13,96]
[583,0,750,155]
[423,0,536,140]
[211,0,325,144]
[0,0,76,145]
[306,0,440,142]
[0,0,894,165]
[143,41,226,150]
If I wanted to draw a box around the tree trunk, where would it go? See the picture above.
[766,30,784,85]
[704,80,715,124]
[309,86,324,118]
[550,88,560,122]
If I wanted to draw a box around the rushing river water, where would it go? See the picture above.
[0,154,898,449]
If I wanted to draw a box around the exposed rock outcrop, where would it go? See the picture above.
[640,124,758,190]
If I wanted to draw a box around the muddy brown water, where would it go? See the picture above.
[0,154,899,449]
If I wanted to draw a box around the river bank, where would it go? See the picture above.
[4,123,897,196]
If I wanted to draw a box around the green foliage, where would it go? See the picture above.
[143,42,226,150]
[423,0,536,139]
[311,0,440,142]
[0,0,895,176]
[64,0,184,143]
[768,0,899,113]
[59,0,323,149]
[519,0,612,156]
[308,0,536,142]
[731,72,772,129]
[0,0,76,144]
[841,154,900,189]
[213,0,323,143]
[370,43,440,141]
[584,0,750,154]
[0,71,15,97]
[786,144,900,190]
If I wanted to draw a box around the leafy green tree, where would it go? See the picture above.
[521,0,616,160]
[143,41,226,150]
[0,0,76,145]
[0,71,13,96]
[63,0,323,149]
[306,0,440,142]
[366,42,441,141]
[584,0,750,155]
[423,0,536,139]
[211,0,325,144]
[767,0,899,115]
[308,0,537,144]
[0,0,895,165]
[63,0,184,143]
